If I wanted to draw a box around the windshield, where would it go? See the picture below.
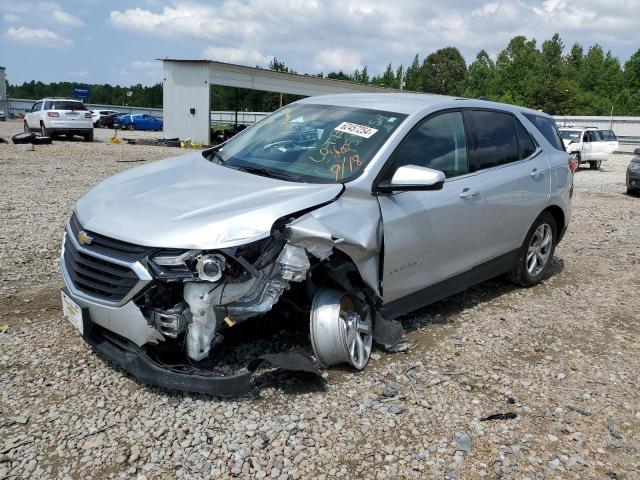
[208,103,407,183]
[559,130,581,141]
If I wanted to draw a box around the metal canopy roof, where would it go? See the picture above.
[161,59,399,97]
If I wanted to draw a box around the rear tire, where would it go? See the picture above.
[40,123,49,137]
[84,131,94,142]
[590,160,601,170]
[509,212,557,287]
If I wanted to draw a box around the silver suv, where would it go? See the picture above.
[60,94,573,395]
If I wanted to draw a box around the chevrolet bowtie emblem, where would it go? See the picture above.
[77,230,93,245]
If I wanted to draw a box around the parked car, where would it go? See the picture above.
[0,109,6,121]
[559,126,618,170]
[97,113,123,129]
[118,114,163,131]
[24,98,93,141]
[627,147,640,195]
[60,94,573,395]
[91,109,120,127]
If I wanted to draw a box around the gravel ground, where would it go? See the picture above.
[1,118,639,479]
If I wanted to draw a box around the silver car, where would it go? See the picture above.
[60,94,573,395]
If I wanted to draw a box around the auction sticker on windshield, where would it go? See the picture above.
[61,290,84,335]
[334,122,378,138]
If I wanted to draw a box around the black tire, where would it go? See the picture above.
[40,123,49,137]
[590,160,601,170]
[84,131,94,142]
[128,123,136,131]
[12,132,36,144]
[509,212,557,287]
[574,153,581,170]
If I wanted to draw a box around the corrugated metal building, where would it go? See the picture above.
[162,59,398,144]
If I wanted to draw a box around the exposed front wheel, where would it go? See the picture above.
[310,289,373,370]
[590,160,601,170]
[509,212,557,287]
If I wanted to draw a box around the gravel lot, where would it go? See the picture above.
[1,119,639,479]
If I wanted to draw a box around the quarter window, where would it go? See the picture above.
[466,110,519,172]
[387,111,468,178]
[523,113,564,151]
[515,119,537,159]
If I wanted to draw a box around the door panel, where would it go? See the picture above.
[378,175,482,303]
[581,132,593,161]
[469,154,551,261]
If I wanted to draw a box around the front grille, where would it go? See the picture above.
[63,235,140,302]
[69,213,155,261]
[63,213,153,303]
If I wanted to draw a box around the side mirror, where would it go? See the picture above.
[634,147,640,156]
[377,165,446,193]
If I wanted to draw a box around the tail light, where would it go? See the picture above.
[47,112,59,117]
[568,156,577,174]
[85,113,92,118]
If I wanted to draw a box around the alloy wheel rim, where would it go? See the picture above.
[340,307,373,370]
[526,223,552,276]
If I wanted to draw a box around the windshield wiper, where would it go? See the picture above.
[208,149,225,165]
[231,165,306,183]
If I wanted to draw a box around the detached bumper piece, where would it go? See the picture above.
[81,317,321,397]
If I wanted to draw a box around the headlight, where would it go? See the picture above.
[151,249,199,266]
[628,162,640,171]
[196,254,226,282]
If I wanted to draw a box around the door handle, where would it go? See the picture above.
[530,168,543,178]
[459,187,480,199]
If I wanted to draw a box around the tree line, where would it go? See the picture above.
[7,34,640,116]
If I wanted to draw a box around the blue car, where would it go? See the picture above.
[118,114,163,131]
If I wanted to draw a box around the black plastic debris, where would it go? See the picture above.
[480,412,518,421]
[373,312,408,351]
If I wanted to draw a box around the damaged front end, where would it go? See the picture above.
[61,204,397,395]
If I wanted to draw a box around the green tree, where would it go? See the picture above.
[495,35,543,105]
[542,33,564,79]
[529,78,577,115]
[465,49,496,98]
[421,47,467,95]
[404,54,421,91]
[624,49,640,90]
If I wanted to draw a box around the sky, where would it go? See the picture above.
[1,0,640,86]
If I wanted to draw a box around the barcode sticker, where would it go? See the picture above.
[334,122,378,138]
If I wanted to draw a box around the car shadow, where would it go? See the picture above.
[397,256,565,335]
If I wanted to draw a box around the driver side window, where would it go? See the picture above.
[387,111,468,179]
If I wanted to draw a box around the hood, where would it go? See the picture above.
[76,152,343,249]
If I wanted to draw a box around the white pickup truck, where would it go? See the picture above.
[559,126,618,170]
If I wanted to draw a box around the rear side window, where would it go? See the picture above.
[387,111,468,178]
[465,110,519,172]
[515,120,537,159]
[523,113,564,151]
[602,130,617,141]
